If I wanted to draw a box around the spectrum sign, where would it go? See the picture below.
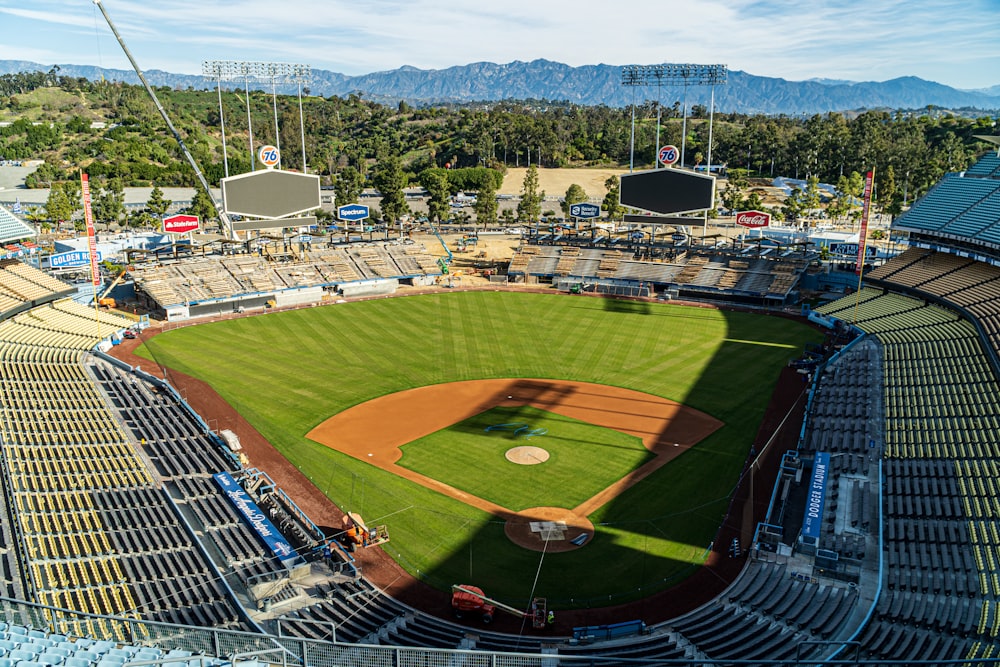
[337,204,370,221]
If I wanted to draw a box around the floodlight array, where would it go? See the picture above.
[202,60,312,84]
[621,64,728,87]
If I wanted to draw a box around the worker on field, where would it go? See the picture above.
[547,610,555,627]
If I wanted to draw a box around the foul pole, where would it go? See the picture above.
[852,168,876,325]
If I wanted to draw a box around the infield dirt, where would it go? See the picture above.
[306,378,722,552]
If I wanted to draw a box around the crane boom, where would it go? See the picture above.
[92,0,235,239]
[451,585,526,618]
[94,268,127,305]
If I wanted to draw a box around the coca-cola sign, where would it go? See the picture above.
[735,210,771,228]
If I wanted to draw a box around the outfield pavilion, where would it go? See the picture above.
[0,149,999,664]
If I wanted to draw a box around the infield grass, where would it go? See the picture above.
[137,291,821,607]
[398,405,653,511]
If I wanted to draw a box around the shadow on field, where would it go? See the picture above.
[384,307,817,628]
[601,298,651,315]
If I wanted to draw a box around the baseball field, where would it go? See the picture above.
[136,291,820,608]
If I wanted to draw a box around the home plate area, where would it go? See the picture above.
[505,506,594,553]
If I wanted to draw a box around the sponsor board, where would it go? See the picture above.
[213,471,295,561]
[735,210,771,228]
[829,243,877,258]
[569,202,601,219]
[81,173,101,287]
[657,145,679,166]
[338,204,370,221]
[50,250,103,269]
[163,214,200,234]
[258,145,280,168]
[802,452,830,540]
[856,170,874,274]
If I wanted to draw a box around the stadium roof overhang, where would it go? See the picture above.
[0,205,37,245]
[973,134,1000,151]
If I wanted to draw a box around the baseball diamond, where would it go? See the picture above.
[132,290,818,609]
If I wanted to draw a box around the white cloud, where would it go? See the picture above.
[0,0,997,89]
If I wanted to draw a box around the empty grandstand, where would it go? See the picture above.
[7,152,1000,665]
[129,241,443,320]
[507,243,812,306]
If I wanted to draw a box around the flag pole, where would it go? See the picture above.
[852,168,875,325]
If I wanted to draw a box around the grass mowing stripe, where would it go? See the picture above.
[139,291,821,606]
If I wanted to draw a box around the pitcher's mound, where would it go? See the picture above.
[505,446,550,465]
[505,506,594,552]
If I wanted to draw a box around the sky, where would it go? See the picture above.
[1,0,999,90]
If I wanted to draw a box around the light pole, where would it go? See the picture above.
[202,61,313,173]
[621,64,728,172]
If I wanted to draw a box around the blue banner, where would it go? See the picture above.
[337,204,369,221]
[213,471,296,562]
[50,250,102,268]
[802,452,830,540]
[828,243,876,258]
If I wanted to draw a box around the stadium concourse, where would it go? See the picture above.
[4,153,1000,665]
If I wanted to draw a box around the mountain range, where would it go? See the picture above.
[3,58,999,116]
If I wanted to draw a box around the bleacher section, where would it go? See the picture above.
[813,288,1000,662]
[131,242,440,309]
[862,246,1000,372]
[0,263,255,635]
[655,561,857,663]
[0,259,71,315]
[800,338,881,490]
[0,206,36,247]
[507,244,806,302]
[90,362,296,603]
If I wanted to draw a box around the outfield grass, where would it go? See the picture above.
[398,405,653,511]
[138,291,820,607]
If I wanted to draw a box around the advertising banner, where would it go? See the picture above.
[802,452,830,541]
[80,173,101,287]
[213,471,296,562]
[856,170,874,274]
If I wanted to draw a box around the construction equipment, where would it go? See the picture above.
[450,584,548,628]
[430,220,453,264]
[94,269,127,308]
[338,512,389,551]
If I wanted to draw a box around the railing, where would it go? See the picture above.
[8,595,1000,666]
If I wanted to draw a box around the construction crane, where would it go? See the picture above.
[93,0,235,239]
[429,220,453,265]
[451,584,548,628]
[93,269,127,308]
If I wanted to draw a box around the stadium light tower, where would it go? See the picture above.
[621,64,728,172]
[202,61,312,174]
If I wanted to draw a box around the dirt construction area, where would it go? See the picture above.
[499,167,627,197]
[307,378,722,553]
